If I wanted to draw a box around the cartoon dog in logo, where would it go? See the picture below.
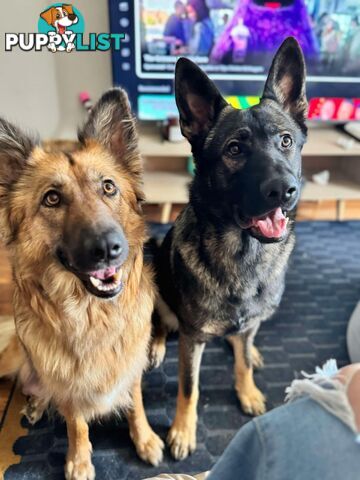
[40,4,78,52]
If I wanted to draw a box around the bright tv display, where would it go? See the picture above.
[109,0,360,121]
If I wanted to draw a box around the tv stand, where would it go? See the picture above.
[139,124,360,223]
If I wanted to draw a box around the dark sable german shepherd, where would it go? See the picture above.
[152,37,308,460]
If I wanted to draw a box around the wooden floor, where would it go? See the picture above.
[0,379,13,424]
[0,248,13,423]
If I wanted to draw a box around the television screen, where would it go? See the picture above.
[109,0,360,121]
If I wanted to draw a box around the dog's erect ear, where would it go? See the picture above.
[262,37,307,127]
[78,88,140,173]
[0,118,36,242]
[175,58,228,143]
[0,118,35,185]
[40,7,55,25]
[78,89,144,199]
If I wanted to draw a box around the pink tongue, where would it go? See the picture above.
[90,266,116,280]
[253,207,286,238]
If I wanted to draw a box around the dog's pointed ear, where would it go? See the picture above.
[40,7,55,25]
[0,118,36,242]
[78,89,144,203]
[78,89,140,173]
[175,58,228,143]
[0,118,35,185]
[262,37,307,128]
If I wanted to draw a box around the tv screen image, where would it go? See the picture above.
[109,0,360,120]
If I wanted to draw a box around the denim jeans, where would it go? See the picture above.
[208,396,360,480]
[146,362,360,480]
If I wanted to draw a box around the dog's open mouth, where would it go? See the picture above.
[236,207,289,241]
[250,207,289,239]
[88,266,124,296]
[57,250,124,299]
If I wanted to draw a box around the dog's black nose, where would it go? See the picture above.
[68,14,77,21]
[86,230,123,263]
[260,176,298,206]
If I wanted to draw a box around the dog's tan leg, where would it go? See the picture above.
[149,312,168,369]
[167,333,205,460]
[61,407,94,480]
[149,332,167,369]
[127,376,164,466]
[149,295,179,369]
[227,334,266,416]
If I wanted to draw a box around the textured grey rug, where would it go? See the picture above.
[4,222,360,480]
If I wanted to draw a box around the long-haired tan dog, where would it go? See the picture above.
[0,89,164,479]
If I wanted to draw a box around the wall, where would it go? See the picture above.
[0,0,112,139]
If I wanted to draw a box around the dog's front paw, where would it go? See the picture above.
[21,396,46,425]
[133,430,164,466]
[66,43,75,52]
[148,337,166,369]
[48,43,57,53]
[65,457,95,480]
[167,421,196,460]
[238,386,266,416]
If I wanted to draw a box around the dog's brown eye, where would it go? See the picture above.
[281,134,293,148]
[227,141,242,156]
[43,190,61,208]
[63,10,68,16]
[103,180,117,196]
[56,13,61,19]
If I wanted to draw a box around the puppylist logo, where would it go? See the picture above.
[5,3,124,52]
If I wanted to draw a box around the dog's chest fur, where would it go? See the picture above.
[13,268,153,419]
[160,206,294,340]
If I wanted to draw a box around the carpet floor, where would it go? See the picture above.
[2,221,360,480]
